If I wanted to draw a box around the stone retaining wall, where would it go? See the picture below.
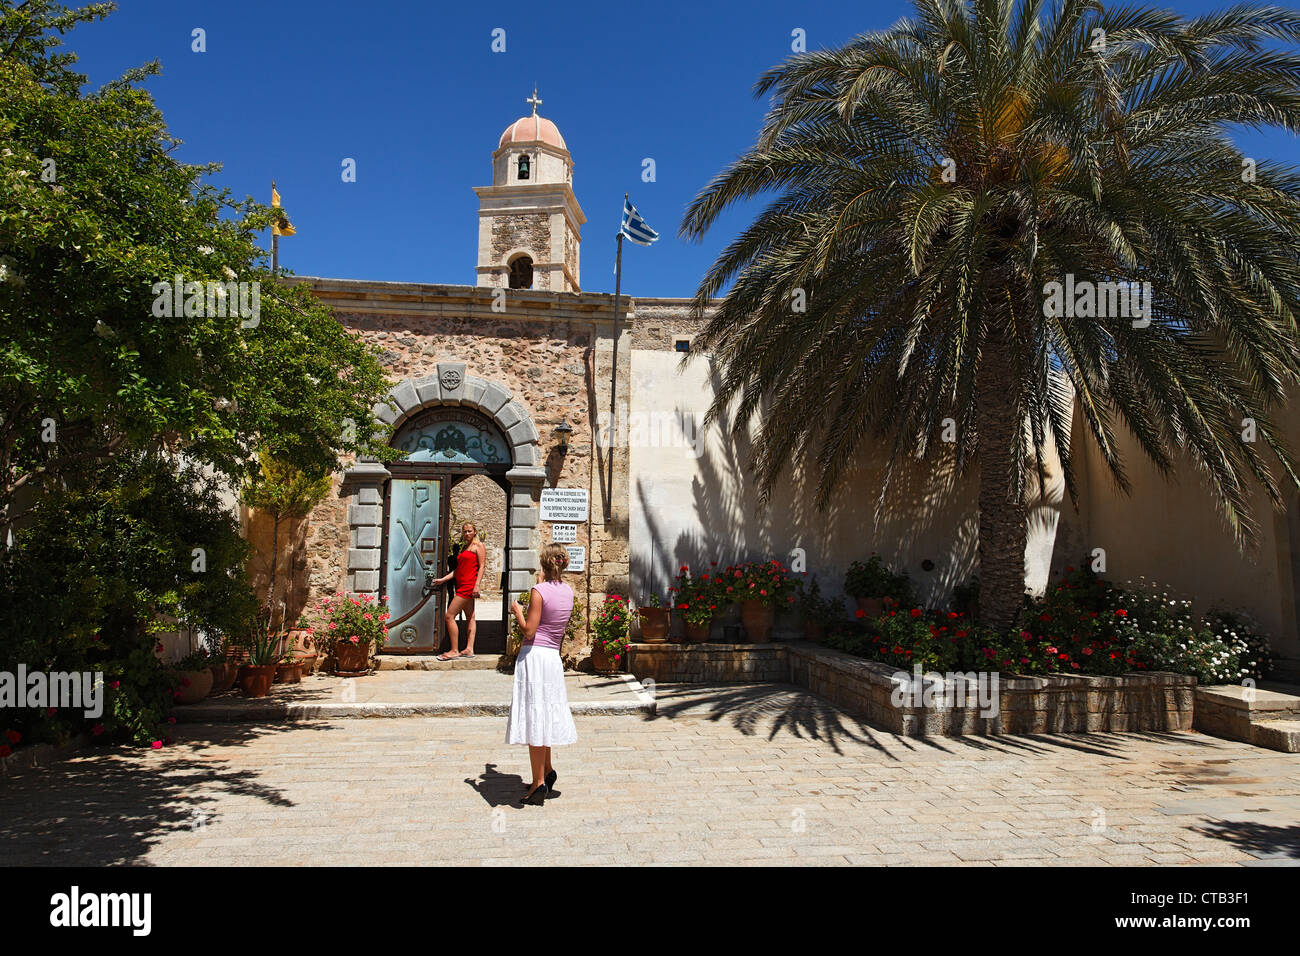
[628,643,789,684]
[628,641,1196,737]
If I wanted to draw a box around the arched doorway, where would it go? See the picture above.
[341,363,547,656]
[381,406,510,653]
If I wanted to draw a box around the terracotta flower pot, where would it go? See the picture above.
[637,607,670,643]
[591,644,622,674]
[855,596,884,619]
[239,664,276,698]
[684,620,711,643]
[333,641,371,675]
[275,662,303,684]
[801,621,821,642]
[740,599,775,643]
[210,662,239,692]
[172,668,213,705]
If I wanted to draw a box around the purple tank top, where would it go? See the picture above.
[529,580,573,650]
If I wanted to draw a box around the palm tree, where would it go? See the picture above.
[680,0,1300,632]
[242,451,332,632]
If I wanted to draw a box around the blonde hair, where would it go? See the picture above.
[539,543,569,581]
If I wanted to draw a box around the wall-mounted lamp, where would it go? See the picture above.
[555,418,573,455]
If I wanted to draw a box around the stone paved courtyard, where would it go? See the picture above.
[2,683,1298,866]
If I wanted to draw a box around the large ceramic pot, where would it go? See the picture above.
[684,620,711,644]
[172,668,214,705]
[740,600,775,643]
[333,641,371,675]
[801,621,821,642]
[239,664,276,698]
[209,662,239,693]
[590,643,621,674]
[287,628,318,674]
[275,661,303,684]
[637,607,670,643]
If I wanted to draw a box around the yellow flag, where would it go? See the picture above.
[271,186,296,237]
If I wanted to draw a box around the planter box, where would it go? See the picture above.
[629,641,1197,737]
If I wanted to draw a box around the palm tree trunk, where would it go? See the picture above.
[975,337,1028,634]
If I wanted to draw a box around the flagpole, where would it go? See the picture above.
[271,179,279,276]
[607,195,626,521]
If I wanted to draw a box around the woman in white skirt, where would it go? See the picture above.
[507,543,578,805]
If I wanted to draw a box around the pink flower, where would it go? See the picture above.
[151,740,163,750]
[110,680,120,689]
[91,724,105,736]
[350,636,360,644]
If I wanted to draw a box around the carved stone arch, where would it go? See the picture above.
[342,363,546,602]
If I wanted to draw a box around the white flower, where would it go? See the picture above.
[221,265,237,280]
[198,245,215,255]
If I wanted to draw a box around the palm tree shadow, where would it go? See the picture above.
[648,682,900,757]
[1194,820,1300,861]
[632,356,981,621]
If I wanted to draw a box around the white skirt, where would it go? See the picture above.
[505,644,578,746]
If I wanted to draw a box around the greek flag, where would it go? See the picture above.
[620,197,659,246]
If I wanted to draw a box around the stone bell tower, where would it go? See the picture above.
[474,87,584,292]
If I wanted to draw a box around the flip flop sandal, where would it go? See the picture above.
[435,653,459,661]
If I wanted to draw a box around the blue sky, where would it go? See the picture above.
[68,0,1298,297]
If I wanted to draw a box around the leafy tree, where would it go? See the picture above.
[680,0,1300,631]
[0,0,394,529]
[0,451,257,744]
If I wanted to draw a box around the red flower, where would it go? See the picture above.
[4,730,19,745]
[151,740,163,750]
[0,745,9,758]
[910,608,922,618]
[955,629,967,638]
[856,609,865,619]
[1115,609,1128,617]
[91,724,105,736]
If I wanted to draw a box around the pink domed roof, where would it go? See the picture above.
[498,114,567,151]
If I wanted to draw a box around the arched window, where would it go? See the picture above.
[517,154,531,180]
[508,255,533,289]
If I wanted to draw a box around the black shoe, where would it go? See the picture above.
[523,782,547,805]
[545,769,557,790]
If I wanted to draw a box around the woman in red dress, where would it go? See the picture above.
[431,522,487,660]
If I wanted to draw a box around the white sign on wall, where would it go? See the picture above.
[551,524,577,544]
[564,546,586,573]
[540,488,589,522]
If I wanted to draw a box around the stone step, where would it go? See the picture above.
[376,654,501,671]
[1251,719,1300,753]
[1195,683,1300,751]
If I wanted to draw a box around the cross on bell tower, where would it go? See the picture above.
[526,86,542,116]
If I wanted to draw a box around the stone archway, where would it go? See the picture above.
[340,362,547,604]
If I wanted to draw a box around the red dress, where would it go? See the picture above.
[454,547,480,598]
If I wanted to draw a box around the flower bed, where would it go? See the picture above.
[822,567,1272,683]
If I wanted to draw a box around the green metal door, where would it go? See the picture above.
[384,477,443,652]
